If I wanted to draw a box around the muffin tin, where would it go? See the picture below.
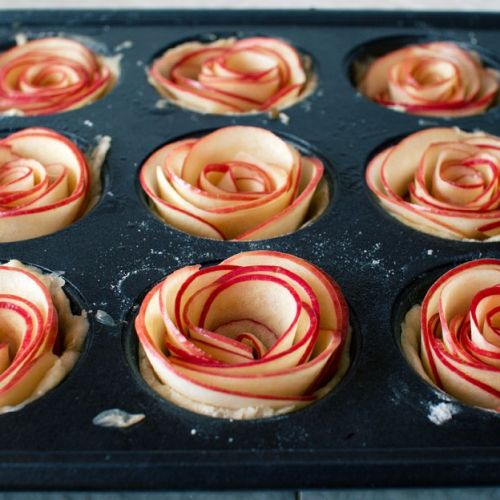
[0,8,498,491]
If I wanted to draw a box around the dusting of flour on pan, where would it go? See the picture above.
[14,33,28,46]
[114,40,133,52]
[427,402,460,425]
[92,409,145,428]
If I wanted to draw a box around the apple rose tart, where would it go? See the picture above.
[366,127,500,241]
[149,37,313,114]
[140,126,326,240]
[0,127,103,242]
[358,41,498,117]
[402,259,500,411]
[0,37,116,116]
[135,251,350,419]
[0,260,88,412]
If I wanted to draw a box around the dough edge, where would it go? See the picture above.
[400,304,434,385]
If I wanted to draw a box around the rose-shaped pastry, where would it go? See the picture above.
[358,41,499,117]
[0,127,97,242]
[0,260,88,411]
[135,251,350,419]
[402,259,500,411]
[140,126,325,240]
[366,127,500,241]
[0,37,116,116]
[149,37,312,114]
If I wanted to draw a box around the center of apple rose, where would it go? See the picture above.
[0,164,32,186]
[487,307,500,333]
[409,58,455,87]
[201,162,272,195]
[34,71,66,89]
[425,148,499,208]
[0,157,68,210]
[222,49,278,74]
[441,164,485,188]
[214,320,277,359]
[21,63,75,92]
[183,273,302,361]
[0,160,42,207]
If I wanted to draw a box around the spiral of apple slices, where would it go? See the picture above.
[366,127,500,241]
[140,126,324,240]
[149,37,310,114]
[402,259,500,411]
[0,127,90,242]
[135,251,350,419]
[0,260,87,411]
[359,42,498,117]
[0,37,115,116]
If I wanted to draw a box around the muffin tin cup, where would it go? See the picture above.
[0,8,498,490]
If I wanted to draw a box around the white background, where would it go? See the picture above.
[0,0,499,10]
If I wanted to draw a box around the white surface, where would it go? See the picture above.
[0,0,499,10]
